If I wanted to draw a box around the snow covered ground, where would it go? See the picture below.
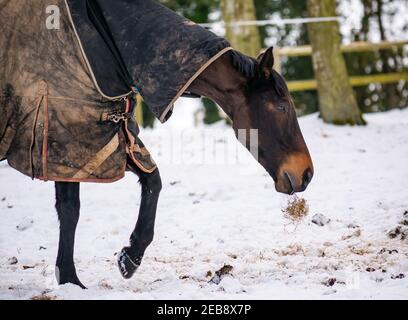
[1,104,408,300]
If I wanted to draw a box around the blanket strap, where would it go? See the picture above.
[29,95,44,179]
[98,97,157,175]
[72,133,120,179]
[29,80,49,180]
[123,97,157,174]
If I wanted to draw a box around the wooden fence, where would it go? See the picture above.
[272,40,408,92]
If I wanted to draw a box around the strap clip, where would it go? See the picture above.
[104,111,132,123]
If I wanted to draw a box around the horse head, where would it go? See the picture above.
[190,47,314,195]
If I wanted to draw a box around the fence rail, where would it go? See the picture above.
[272,40,408,92]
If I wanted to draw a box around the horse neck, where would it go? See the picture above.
[188,54,249,122]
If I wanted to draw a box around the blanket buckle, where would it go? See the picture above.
[106,111,132,123]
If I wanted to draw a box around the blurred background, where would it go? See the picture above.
[137,0,407,128]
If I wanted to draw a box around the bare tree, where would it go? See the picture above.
[307,0,365,125]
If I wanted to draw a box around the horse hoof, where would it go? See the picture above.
[117,247,142,279]
[55,266,87,289]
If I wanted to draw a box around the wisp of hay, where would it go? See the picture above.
[282,195,309,223]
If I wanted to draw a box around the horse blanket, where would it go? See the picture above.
[0,0,232,182]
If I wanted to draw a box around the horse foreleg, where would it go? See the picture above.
[55,181,86,289]
[118,158,162,279]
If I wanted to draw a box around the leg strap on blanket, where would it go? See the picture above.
[73,133,120,179]
[74,97,156,179]
[122,97,157,174]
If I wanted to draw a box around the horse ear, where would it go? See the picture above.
[257,47,274,79]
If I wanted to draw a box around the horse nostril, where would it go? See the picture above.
[303,168,313,187]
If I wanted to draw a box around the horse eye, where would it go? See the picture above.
[277,105,287,112]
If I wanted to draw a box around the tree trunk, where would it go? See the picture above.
[375,0,402,110]
[221,0,261,58]
[307,0,365,125]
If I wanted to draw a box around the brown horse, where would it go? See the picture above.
[58,47,314,288]
[0,1,313,289]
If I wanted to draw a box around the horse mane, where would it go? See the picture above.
[227,50,290,98]
[228,50,258,78]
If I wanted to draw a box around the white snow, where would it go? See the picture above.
[1,105,408,300]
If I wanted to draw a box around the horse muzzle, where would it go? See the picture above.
[274,153,314,195]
